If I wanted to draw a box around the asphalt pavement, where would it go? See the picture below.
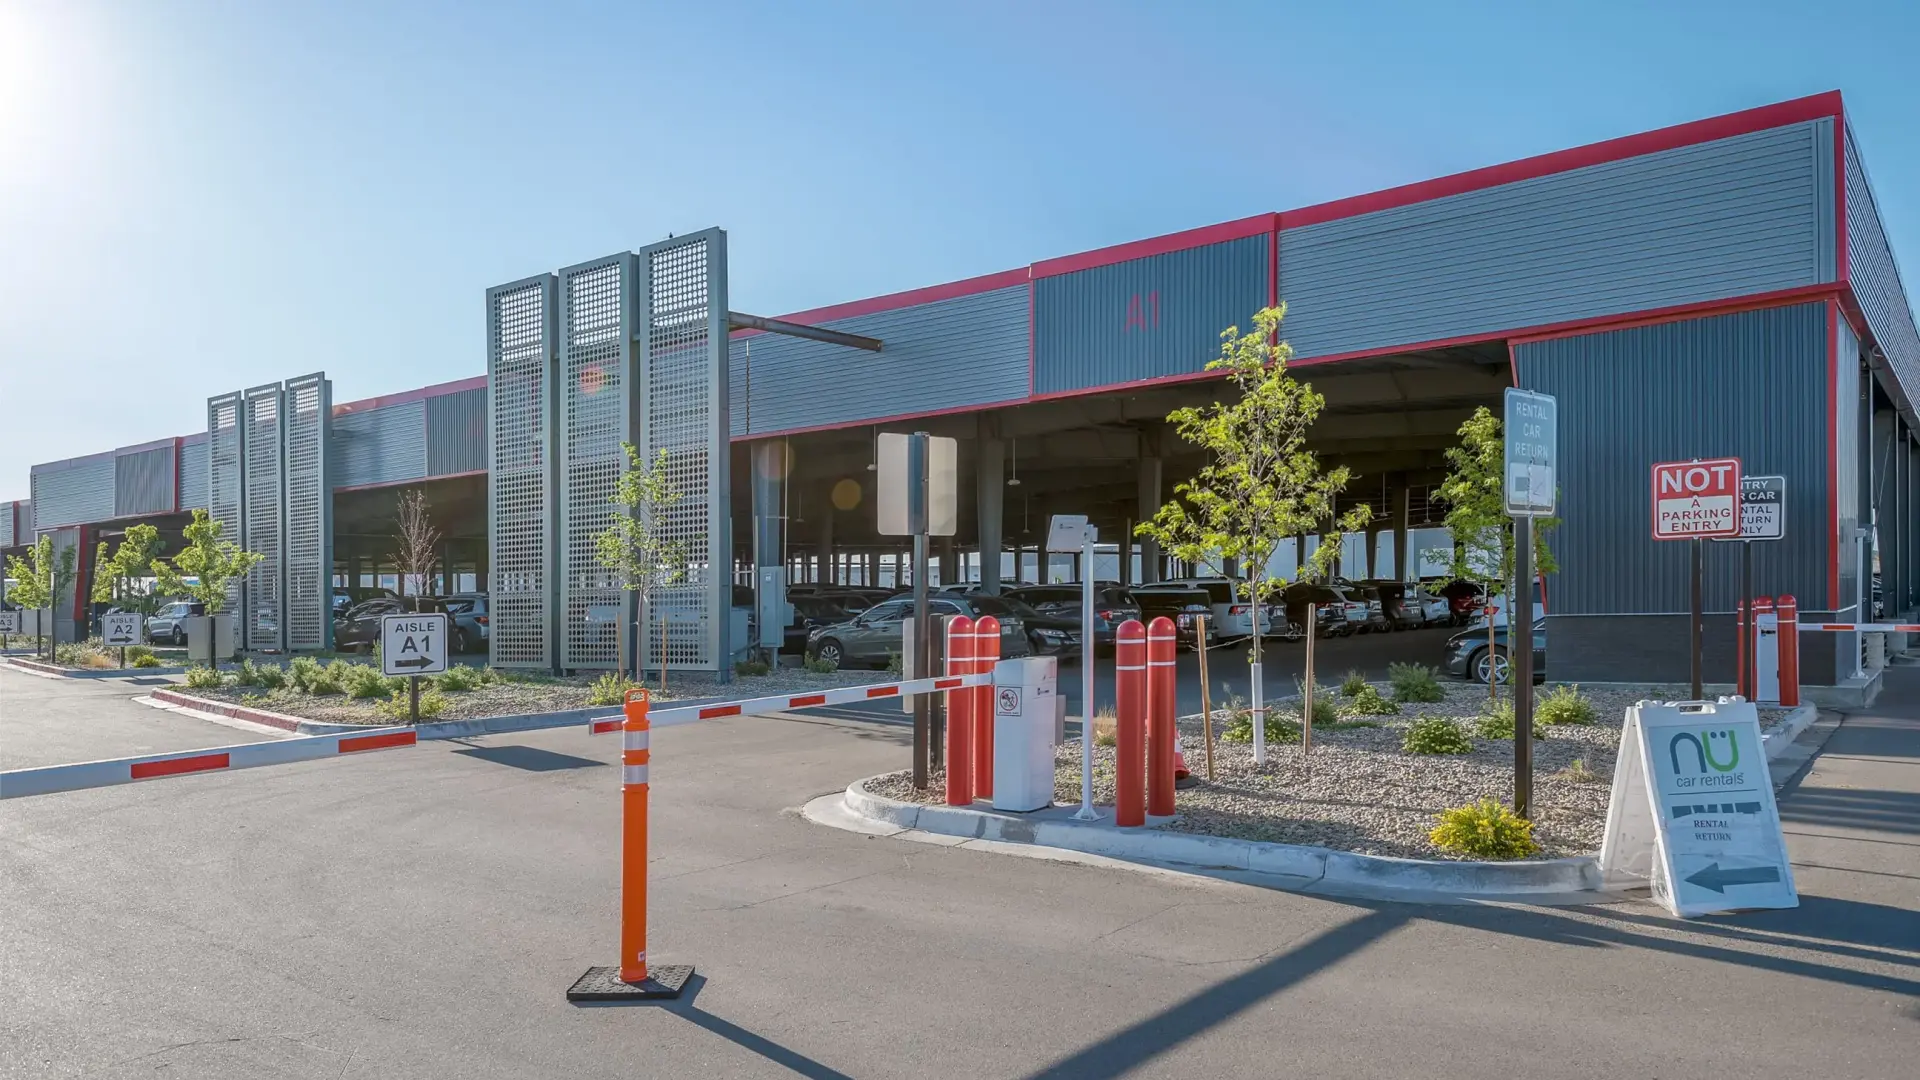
[0,664,282,771]
[1,663,1914,1079]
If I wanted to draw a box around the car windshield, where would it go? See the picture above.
[969,596,1034,619]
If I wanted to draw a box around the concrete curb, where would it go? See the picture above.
[149,689,308,732]
[1760,703,1819,752]
[0,656,188,679]
[147,689,650,742]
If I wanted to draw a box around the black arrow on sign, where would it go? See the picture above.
[1685,863,1781,894]
[392,656,435,670]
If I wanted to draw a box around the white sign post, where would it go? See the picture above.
[1502,388,1557,817]
[1046,514,1099,821]
[381,612,449,722]
[101,612,144,667]
[1715,475,1786,700]
[1598,698,1797,918]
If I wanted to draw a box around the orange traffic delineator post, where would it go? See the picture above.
[1777,594,1800,708]
[945,615,976,805]
[972,615,1001,802]
[566,688,694,1002]
[1115,619,1147,827]
[1146,616,1177,817]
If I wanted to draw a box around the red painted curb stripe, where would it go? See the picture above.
[339,731,415,753]
[699,705,743,719]
[131,753,229,780]
[866,686,899,698]
[788,694,827,707]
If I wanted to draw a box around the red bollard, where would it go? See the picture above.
[944,616,975,805]
[972,615,1000,801]
[1115,619,1147,827]
[1777,594,1800,707]
[1147,616,1177,817]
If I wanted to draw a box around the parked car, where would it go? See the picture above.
[1004,584,1142,653]
[805,593,1032,670]
[1162,577,1280,639]
[785,595,854,654]
[439,593,489,653]
[333,597,405,652]
[1406,585,1452,626]
[1344,584,1393,634]
[1444,619,1547,684]
[1131,586,1217,649]
[146,600,197,646]
[1279,582,1350,639]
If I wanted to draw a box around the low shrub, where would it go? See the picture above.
[1536,684,1597,726]
[803,654,838,674]
[1402,716,1473,755]
[131,653,162,668]
[1294,681,1339,729]
[184,665,224,690]
[231,659,287,690]
[1429,798,1541,859]
[1092,706,1117,747]
[126,644,156,663]
[1221,699,1303,746]
[1559,757,1604,784]
[1338,670,1369,698]
[1341,685,1399,717]
[734,658,771,677]
[1387,661,1446,704]
[376,686,450,721]
[287,656,323,692]
[434,664,485,692]
[885,652,903,677]
[55,640,115,668]
[587,671,640,707]
[343,663,398,700]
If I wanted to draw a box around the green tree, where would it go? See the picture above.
[1432,406,1559,699]
[1136,305,1370,764]
[593,443,688,681]
[4,535,78,660]
[90,524,167,615]
[151,509,265,615]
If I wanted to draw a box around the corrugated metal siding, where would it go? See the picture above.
[1281,120,1837,359]
[426,386,488,476]
[727,284,1029,437]
[0,501,15,547]
[1514,302,1831,616]
[29,458,115,531]
[1033,236,1268,394]
[1845,126,1920,411]
[1836,313,1863,612]
[179,438,209,510]
[331,401,427,487]
[113,446,175,517]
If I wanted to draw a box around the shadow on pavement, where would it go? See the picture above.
[660,975,859,1080]
[1778,786,1920,836]
[451,745,605,772]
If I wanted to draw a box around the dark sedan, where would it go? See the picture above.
[333,597,404,651]
[1444,619,1547,684]
[785,596,855,654]
[1005,584,1142,653]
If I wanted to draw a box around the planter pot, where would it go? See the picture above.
[184,614,236,663]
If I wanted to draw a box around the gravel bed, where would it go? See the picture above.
[865,680,1797,861]
[187,662,886,725]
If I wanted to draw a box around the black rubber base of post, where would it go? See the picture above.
[566,964,695,1002]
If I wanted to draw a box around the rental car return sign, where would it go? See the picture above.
[1652,458,1743,539]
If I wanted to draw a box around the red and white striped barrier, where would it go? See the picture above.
[0,727,417,800]
[1799,622,1920,632]
[585,671,995,736]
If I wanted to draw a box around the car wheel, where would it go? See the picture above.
[1473,646,1512,685]
[452,629,473,654]
[815,639,845,670]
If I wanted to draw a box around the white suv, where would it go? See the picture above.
[146,601,194,645]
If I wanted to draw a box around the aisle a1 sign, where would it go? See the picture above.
[380,613,449,676]
[1651,458,1742,539]
[1598,698,1797,918]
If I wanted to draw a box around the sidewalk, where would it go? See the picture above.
[1764,665,1920,950]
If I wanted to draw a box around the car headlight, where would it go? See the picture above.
[1037,629,1064,640]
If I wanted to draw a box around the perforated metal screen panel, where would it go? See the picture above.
[487,275,558,669]
[206,393,246,619]
[284,373,331,651]
[242,384,286,652]
[559,254,636,671]
[639,230,730,671]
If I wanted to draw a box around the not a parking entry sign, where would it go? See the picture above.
[1651,458,1742,539]
[380,613,449,676]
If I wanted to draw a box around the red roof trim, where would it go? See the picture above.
[332,375,487,417]
[1030,214,1278,280]
[1282,91,1843,230]
[730,267,1031,337]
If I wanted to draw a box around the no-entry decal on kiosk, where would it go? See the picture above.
[1652,458,1742,539]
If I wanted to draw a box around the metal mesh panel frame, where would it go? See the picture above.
[206,393,246,621]
[637,229,731,673]
[284,373,331,651]
[242,383,287,652]
[487,274,560,670]
[558,253,638,672]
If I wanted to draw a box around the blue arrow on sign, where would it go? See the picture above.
[1684,863,1781,893]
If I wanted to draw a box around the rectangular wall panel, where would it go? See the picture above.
[29,457,116,531]
[331,402,428,488]
[284,373,331,651]
[425,386,488,476]
[487,274,558,670]
[729,283,1031,436]
[179,437,209,510]
[113,446,176,518]
[1033,236,1269,394]
[242,384,287,652]
[1281,120,1836,360]
[642,229,730,672]
[206,395,245,618]
[559,253,636,672]
[1844,126,1920,413]
[0,502,13,547]
[1836,313,1863,616]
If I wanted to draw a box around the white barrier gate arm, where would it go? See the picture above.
[0,727,418,800]
[1799,622,1920,632]
[588,671,995,735]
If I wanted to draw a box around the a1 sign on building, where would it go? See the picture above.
[1651,458,1742,539]
[380,613,449,676]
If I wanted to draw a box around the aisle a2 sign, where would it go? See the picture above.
[1651,458,1742,539]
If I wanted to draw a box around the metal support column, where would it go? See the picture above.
[976,434,1005,594]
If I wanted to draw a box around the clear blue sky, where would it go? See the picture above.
[3,0,1916,499]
